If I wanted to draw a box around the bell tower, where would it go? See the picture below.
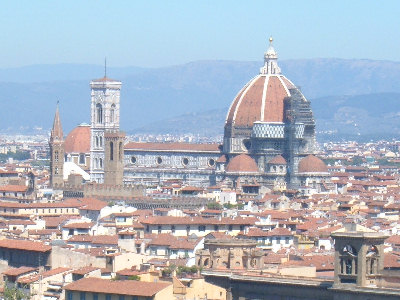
[49,103,64,189]
[331,224,388,288]
[89,75,122,183]
[104,130,125,186]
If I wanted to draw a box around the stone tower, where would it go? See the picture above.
[49,104,64,189]
[89,76,122,183]
[104,130,125,186]
[331,224,388,288]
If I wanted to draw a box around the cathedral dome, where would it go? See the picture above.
[268,155,287,165]
[65,124,91,154]
[298,155,328,174]
[226,154,259,173]
[225,38,298,130]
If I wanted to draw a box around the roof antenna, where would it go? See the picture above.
[104,57,107,78]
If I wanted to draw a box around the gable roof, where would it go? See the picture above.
[0,239,51,252]
[64,277,171,297]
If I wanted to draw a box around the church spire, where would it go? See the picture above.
[51,102,63,141]
[260,36,281,75]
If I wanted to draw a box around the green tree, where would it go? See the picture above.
[206,202,222,210]
[351,156,364,166]
[223,203,234,209]
[3,283,30,300]
[128,275,141,281]
[0,151,31,162]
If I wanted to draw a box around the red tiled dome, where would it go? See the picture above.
[217,154,227,163]
[225,75,294,128]
[298,155,328,173]
[268,155,287,165]
[65,124,91,154]
[226,154,259,173]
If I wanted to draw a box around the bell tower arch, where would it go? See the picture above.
[89,76,121,183]
[331,224,388,288]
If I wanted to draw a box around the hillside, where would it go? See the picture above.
[0,58,399,139]
[134,93,400,141]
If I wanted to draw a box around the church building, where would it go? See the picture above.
[51,38,331,194]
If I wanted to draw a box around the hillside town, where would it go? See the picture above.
[0,38,400,300]
[2,137,400,299]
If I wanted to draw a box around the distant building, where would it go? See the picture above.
[64,277,172,300]
[49,104,64,189]
[51,37,331,194]
[201,225,400,300]
[89,76,122,184]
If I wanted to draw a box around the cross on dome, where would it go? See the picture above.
[260,36,281,75]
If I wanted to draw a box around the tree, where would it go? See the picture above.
[206,202,222,210]
[128,275,141,281]
[3,283,30,300]
[349,156,364,166]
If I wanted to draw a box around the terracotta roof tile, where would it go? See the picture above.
[226,74,292,128]
[0,185,28,193]
[268,155,287,165]
[226,154,259,173]
[65,124,91,153]
[234,76,265,127]
[64,277,171,297]
[0,239,51,252]
[298,155,328,173]
[76,198,107,211]
[63,222,94,229]
[17,267,71,284]
[2,266,36,277]
[92,235,118,245]
[91,76,120,83]
[72,266,100,275]
[240,227,293,238]
[140,216,256,226]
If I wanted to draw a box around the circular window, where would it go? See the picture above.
[130,156,137,164]
[208,158,215,167]
[182,157,189,166]
[157,157,163,164]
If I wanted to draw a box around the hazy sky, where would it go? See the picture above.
[1,0,400,68]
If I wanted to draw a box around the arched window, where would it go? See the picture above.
[55,150,59,162]
[340,245,358,275]
[99,158,103,168]
[119,142,123,161]
[99,136,103,147]
[95,136,99,148]
[55,167,58,175]
[95,158,98,168]
[96,103,103,124]
[110,104,116,124]
[110,142,114,161]
[367,245,379,275]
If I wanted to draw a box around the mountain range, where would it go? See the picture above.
[0,58,400,140]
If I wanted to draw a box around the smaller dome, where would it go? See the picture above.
[298,155,328,173]
[268,155,287,165]
[217,154,227,163]
[226,154,259,173]
[65,124,91,154]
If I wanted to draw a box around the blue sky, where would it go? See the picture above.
[1,0,399,68]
